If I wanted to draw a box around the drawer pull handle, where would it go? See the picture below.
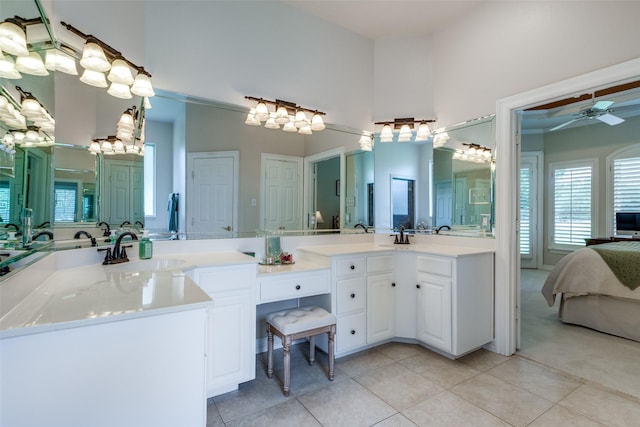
[350,293,355,298]
[295,284,301,290]
[416,284,421,289]
[391,282,396,287]
[350,329,356,335]
[350,265,355,270]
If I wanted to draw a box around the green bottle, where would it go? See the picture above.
[139,230,153,260]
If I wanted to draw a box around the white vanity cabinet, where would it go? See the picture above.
[415,252,493,357]
[332,252,395,355]
[186,264,256,397]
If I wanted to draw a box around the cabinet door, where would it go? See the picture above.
[367,273,395,343]
[336,312,367,354]
[206,293,255,397]
[416,272,452,353]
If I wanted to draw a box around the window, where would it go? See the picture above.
[0,180,9,223]
[550,160,596,249]
[519,166,531,256]
[144,143,156,217]
[54,181,79,222]
[611,148,640,233]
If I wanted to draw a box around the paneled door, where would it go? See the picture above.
[261,154,302,231]
[187,151,238,238]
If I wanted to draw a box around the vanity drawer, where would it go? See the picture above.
[416,255,452,277]
[335,256,366,277]
[367,255,394,273]
[258,270,330,303]
[336,312,367,354]
[336,276,366,315]
[189,266,254,295]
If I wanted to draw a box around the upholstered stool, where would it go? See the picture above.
[265,306,336,396]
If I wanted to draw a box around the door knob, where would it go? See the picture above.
[221,225,232,231]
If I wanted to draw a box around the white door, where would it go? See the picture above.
[435,181,452,227]
[520,153,542,269]
[261,155,302,231]
[187,152,238,238]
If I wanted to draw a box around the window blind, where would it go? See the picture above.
[520,166,531,255]
[553,165,592,246]
[613,156,640,232]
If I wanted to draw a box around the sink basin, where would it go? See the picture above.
[104,258,187,272]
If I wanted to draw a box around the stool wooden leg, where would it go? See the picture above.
[309,335,315,365]
[328,326,335,381]
[283,336,291,396]
[267,326,274,379]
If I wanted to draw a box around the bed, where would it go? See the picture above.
[541,241,640,342]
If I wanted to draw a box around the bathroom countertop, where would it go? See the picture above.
[297,242,494,257]
[0,251,259,338]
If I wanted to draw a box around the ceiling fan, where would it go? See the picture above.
[549,99,625,132]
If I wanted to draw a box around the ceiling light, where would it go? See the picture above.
[0,21,29,57]
[15,51,48,76]
[244,96,327,135]
[415,122,431,140]
[107,58,134,84]
[79,69,108,88]
[80,40,110,72]
[376,118,436,144]
[274,106,290,124]
[398,124,413,142]
[0,49,21,79]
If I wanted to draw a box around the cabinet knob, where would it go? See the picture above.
[391,282,396,287]
[416,284,421,289]
[350,293,355,298]
[350,329,356,335]
[295,284,301,290]
[350,265,355,270]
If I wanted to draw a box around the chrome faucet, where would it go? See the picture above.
[99,231,138,265]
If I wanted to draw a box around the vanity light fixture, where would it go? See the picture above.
[452,143,492,163]
[375,118,436,143]
[90,104,146,156]
[244,96,326,135]
[59,22,155,99]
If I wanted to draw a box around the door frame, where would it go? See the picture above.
[303,147,345,230]
[519,151,543,269]
[494,57,640,356]
[186,151,239,237]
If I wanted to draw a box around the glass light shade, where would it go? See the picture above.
[108,82,133,99]
[25,129,39,143]
[264,113,279,129]
[452,151,462,160]
[483,150,492,159]
[294,110,308,128]
[0,22,28,57]
[88,141,101,155]
[359,134,373,151]
[467,146,477,155]
[398,124,412,141]
[117,111,135,130]
[131,72,155,97]
[44,49,78,75]
[12,131,24,143]
[80,42,110,72]
[310,113,325,131]
[298,124,312,135]
[113,139,125,153]
[12,110,26,128]
[100,140,113,152]
[0,50,21,79]
[274,106,290,124]
[3,133,14,146]
[282,121,297,132]
[415,123,430,141]
[107,59,134,84]
[21,98,43,119]
[15,51,48,76]
[116,129,134,142]
[244,109,260,126]
[80,69,108,88]
[125,144,140,154]
[254,101,269,122]
[144,97,152,110]
[138,144,145,156]
[380,124,394,142]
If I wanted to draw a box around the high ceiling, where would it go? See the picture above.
[283,0,485,39]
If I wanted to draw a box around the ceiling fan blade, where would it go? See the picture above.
[597,113,625,126]
[592,100,615,110]
[549,118,580,131]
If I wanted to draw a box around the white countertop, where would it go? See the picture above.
[0,251,258,338]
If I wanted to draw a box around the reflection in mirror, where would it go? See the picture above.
[432,115,495,236]
[53,145,96,223]
[344,150,374,229]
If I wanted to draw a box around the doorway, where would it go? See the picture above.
[391,176,415,230]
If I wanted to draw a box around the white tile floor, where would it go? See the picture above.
[207,270,640,426]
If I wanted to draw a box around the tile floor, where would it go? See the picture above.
[207,270,640,426]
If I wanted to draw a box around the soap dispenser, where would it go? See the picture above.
[139,230,153,260]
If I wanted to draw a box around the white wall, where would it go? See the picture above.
[145,120,173,231]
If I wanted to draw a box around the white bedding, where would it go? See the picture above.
[542,246,640,306]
